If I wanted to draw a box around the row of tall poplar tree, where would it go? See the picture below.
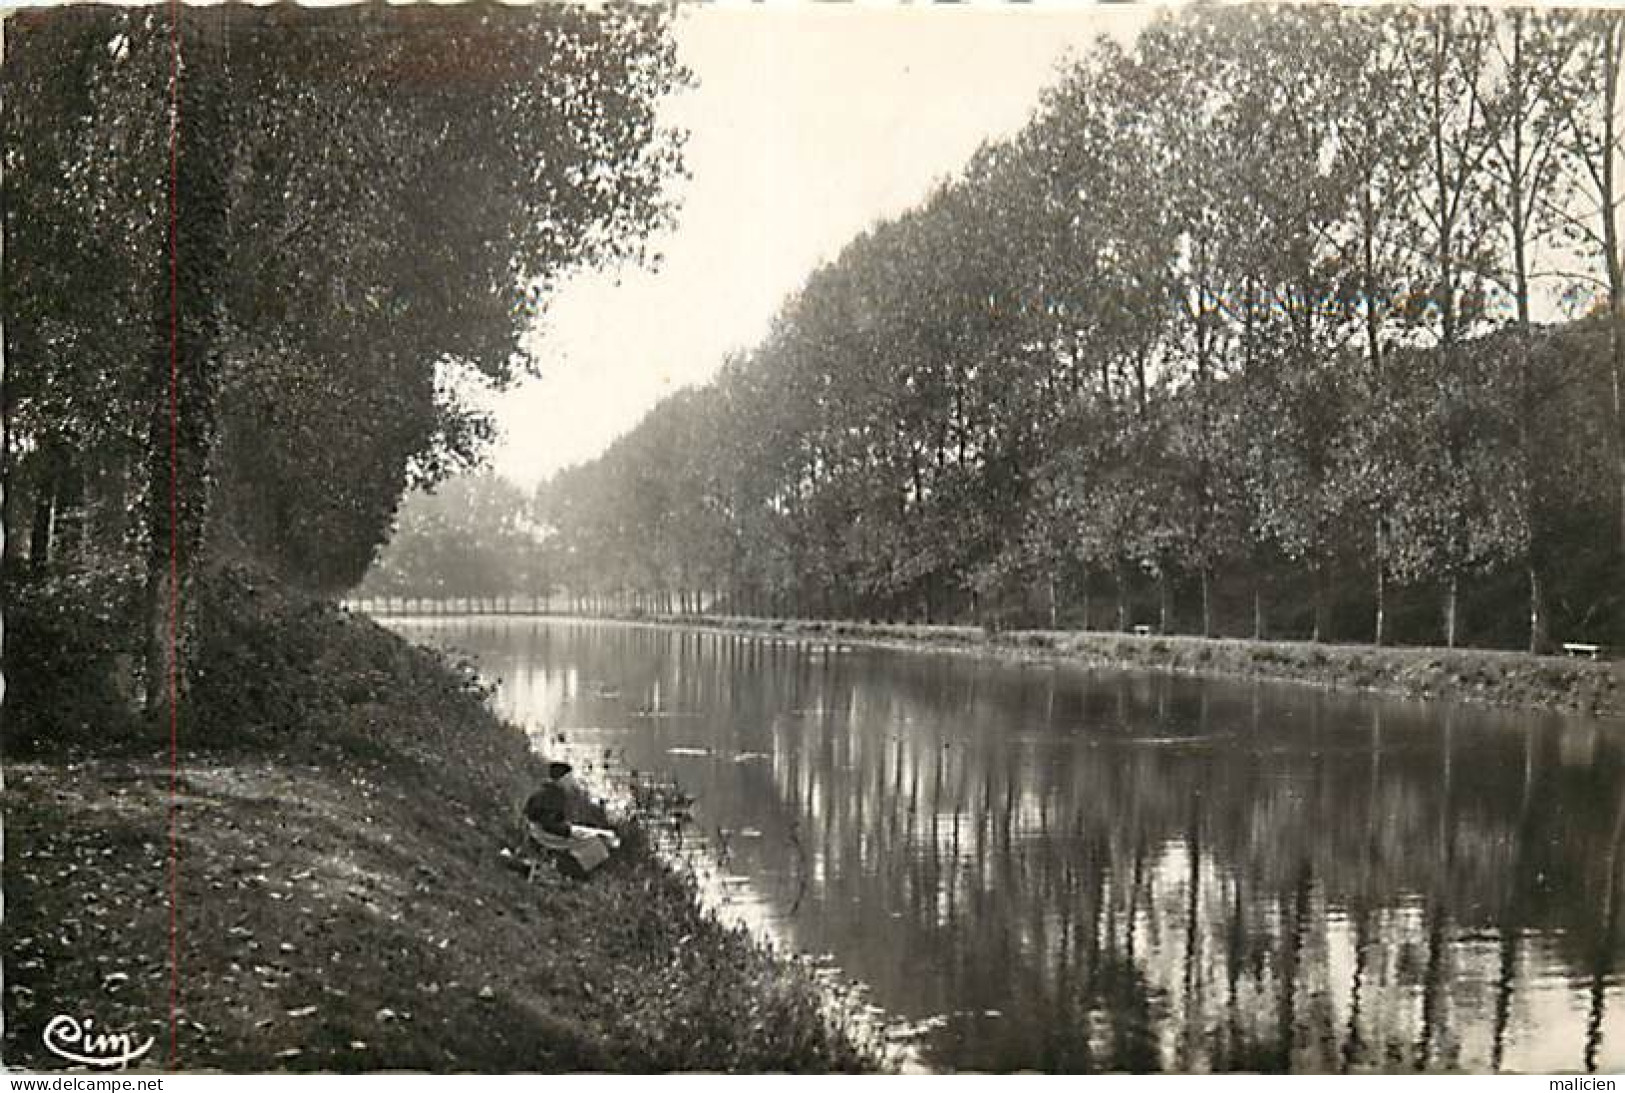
[535,5,1625,651]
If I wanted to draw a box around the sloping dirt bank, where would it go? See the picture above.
[614,614,1625,721]
[2,575,874,1072]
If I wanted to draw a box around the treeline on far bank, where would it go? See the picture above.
[524,5,1625,653]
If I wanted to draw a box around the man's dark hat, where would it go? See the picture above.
[548,761,573,779]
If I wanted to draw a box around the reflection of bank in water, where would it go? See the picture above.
[752,667,1625,1072]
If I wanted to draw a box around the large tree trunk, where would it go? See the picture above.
[1503,16,1550,659]
[1528,565,1550,655]
[1598,19,1625,565]
[143,16,226,721]
[142,364,215,721]
[1374,520,1388,647]
[28,453,55,572]
[1613,306,1625,557]
[1310,559,1327,644]
[1199,565,1212,638]
[1443,572,1460,649]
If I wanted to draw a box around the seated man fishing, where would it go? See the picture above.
[523,761,620,877]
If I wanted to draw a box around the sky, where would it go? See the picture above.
[484,3,1154,489]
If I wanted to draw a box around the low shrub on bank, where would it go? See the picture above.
[3,560,146,753]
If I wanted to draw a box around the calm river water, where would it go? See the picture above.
[391,615,1625,1074]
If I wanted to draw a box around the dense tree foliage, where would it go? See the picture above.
[3,3,686,711]
[534,6,1624,651]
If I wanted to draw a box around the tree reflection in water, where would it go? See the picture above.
[397,617,1625,1074]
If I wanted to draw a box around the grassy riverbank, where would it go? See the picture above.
[2,570,875,1072]
[610,613,1625,721]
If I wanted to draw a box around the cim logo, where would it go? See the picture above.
[42,1015,154,1068]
